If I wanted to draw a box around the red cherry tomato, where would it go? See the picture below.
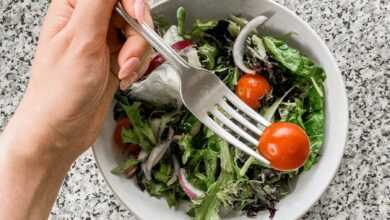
[258,122,310,171]
[236,74,271,109]
[113,118,141,156]
[114,118,131,149]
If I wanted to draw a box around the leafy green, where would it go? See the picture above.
[204,148,218,186]
[121,102,156,152]
[154,160,173,183]
[111,158,139,175]
[223,67,240,90]
[193,180,221,220]
[142,177,178,207]
[219,139,234,173]
[279,98,306,128]
[178,134,193,164]
[303,86,325,170]
[198,43,219,70]
[227,20,241,38]
[263,36,325,80]
[179,113,202,135]
[154,16,170,36]
[177,6,187,37]
[249,35,267,61]
[193,139,235,220]
[192,19,219,38]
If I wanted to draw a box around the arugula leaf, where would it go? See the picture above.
[154,160,173,183]
[198,43,219,70]
[178,134,192,164]
[263,36,325,80]
[141,177,178,207]
[111,158,139,175]
[194,139,233,220]
[121,102,156,152]
[193,180,221,220]
[192,19,219,38]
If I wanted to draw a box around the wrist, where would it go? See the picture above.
[0,111,78,167]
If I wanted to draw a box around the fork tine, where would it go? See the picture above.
[219,101,263,135]
[225,93,271,127]
[210,108,259,146]
[202,116,270,165]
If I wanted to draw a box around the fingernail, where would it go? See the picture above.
[134,0,145,23]
[119,72,139,91]
[118,57,141,79]
[120,80,130,91]
[128,72,140,85]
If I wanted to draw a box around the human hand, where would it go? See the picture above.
[1,0,153,162]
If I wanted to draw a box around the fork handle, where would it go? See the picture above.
[115,3,189,72]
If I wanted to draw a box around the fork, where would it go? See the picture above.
[115,3,271,165]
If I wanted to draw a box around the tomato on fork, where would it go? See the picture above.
[258,122,310,171]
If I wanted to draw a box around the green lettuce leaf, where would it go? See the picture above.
[121,102,156,152]
[154,160,173,183]
[279,98,306,128]
[192,19,219,38]
[178,134,193,164]
[303,86,325,170]
[199,43,219,70]
[111,157,139,175]
[193,146,234,220]
[263,36,325,80]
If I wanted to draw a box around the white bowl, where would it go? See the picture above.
[93,0,349,219]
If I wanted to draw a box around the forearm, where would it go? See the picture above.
[0,110,75,220]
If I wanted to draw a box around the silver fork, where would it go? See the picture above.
[115,3,271,165]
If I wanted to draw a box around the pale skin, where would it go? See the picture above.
[0,0,153,219]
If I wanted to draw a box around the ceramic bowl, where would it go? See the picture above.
[93,0,349,219]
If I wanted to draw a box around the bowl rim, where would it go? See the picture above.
[93,0,349,219]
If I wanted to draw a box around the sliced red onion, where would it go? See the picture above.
[233,16,268,74]
[144,40,193,75]
[178,168,205,200]
[143,128,174,180]
[126,166,138,178]
[171,39,193,51]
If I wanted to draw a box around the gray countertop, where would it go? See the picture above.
[1,0,389,219]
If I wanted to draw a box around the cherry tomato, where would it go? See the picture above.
[114,118,131,149]
[236,74,271,109]
[258,122,310,171]
[113,118,141,156]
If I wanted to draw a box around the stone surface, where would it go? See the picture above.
[0,0,389,219]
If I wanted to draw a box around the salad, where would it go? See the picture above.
[111,7,326,219]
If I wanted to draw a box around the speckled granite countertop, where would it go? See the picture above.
[0,0,389,219]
